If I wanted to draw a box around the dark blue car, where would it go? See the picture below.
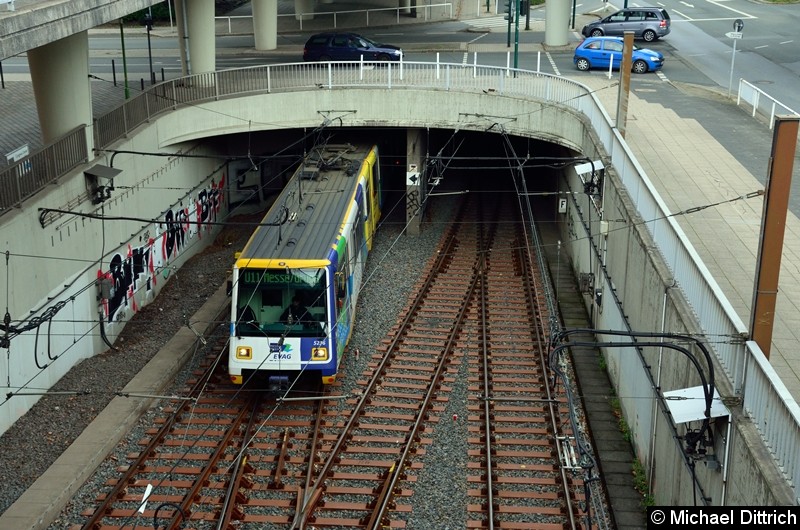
[303,32,403,62]
[573,37,664,74]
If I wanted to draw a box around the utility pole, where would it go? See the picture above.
[750,116,800,359]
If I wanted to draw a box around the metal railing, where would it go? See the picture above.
[0,127,87,214]
[2,59,799,494]
[215,3,454,34]
[737,78,800,129]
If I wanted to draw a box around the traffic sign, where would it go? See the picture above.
[726,32,742,40]
[733,19,744,32]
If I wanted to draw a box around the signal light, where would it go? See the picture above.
[504,1,528,20]
[504,0,514,21]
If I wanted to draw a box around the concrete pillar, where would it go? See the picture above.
[174,0,189,76]
[544,0,570,47]
[405,128,426,236]
[27,31,92,154]
[185,0,215,74]
[294,0,314,21]
[252,0,277,51]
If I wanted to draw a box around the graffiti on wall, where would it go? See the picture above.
[98,177,225,322]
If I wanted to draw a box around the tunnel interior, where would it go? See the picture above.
[208,126,571,226]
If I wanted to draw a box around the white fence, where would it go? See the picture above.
[737,78,800,129]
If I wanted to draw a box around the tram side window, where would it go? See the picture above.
[353,202,365,253]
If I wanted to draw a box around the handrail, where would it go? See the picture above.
[0,127,87,213]
[215,3,454,34]
[736,78,800,130]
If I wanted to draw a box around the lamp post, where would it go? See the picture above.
[571,0,576,29]
[143,12,155,85]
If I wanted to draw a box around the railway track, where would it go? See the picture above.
[288,194,602,528]
[73,192,607,530]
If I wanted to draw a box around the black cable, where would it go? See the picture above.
[152,502,185,529]
[3,123,332,406]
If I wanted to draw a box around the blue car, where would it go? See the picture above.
[573,37,664,74]
[303,32,403,62]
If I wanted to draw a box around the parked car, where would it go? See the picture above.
[581,7,671,42]
[573,37,664,74]
[303,32,403,62]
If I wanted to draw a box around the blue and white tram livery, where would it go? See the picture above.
[228,143,383,388]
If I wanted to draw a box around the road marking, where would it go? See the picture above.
[656,71,668,82]
[680,1,694,8]
[463,16,514,29]
[468,33,488,44]
[707,0,756,18]
[780,40,793,45]
[545,51,561,76]
[672,12,756,22]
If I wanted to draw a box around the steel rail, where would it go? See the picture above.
[79,343,227,530]
[517,221,578,530]
[368,207,495,529]
[292,206,467,527]
[294,393,328,530]
[163,393,261,529]
[216,394,265,530]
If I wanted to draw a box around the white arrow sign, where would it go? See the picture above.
[725,31,742,39]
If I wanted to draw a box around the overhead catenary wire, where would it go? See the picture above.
[2,120,339,405]
[4,121,757,398]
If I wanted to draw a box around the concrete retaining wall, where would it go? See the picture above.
[0,120,227,434]
[560,149,794,506]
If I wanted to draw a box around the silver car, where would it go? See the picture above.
[581,7,671,42]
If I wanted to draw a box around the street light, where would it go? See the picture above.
[142,12,155,85]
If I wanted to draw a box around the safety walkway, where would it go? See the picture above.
[582,76,800,400]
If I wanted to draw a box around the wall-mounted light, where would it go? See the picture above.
[85,164,122,205]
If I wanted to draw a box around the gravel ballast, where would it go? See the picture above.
[2,192,603,530]
[0,193,458,528]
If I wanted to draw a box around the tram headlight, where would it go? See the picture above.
[236,346,253,360]
[312,347,329,361]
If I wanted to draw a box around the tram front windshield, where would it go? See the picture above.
[235,267,327,338]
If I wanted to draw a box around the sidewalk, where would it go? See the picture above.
[584,77,800,400]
